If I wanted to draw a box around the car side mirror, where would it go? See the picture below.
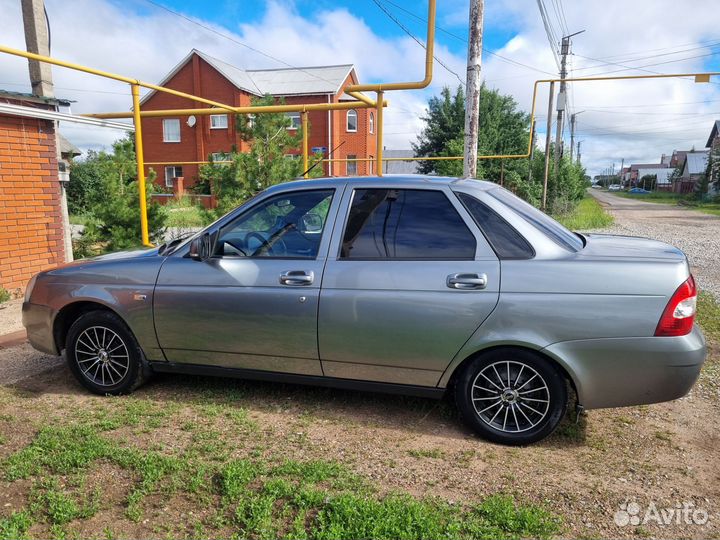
[188,234,211,261]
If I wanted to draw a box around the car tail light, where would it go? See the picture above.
[655,275,697,337]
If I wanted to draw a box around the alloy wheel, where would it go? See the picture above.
[470,360,551,433]
[74,326,130,387]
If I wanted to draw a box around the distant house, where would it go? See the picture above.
[382,149,421,175]
[674,150,709,193]
[670,150,690,169]
[636,167,674,190]
[628,163,667,186]
[706,120,720,150]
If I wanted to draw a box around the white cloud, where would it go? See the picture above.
[2,0,719,177]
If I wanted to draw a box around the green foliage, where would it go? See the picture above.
[0,510,32,540]
[553,196,614,230]
[0,288,10,304]
[639,174,657,191]
[414,85,587,213]
[71,135,167,255]
[197,95,322,220]
[697,292,720,343]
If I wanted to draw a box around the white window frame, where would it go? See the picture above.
[347,155,358,176]
[286,112,301,130]
[162,118,181,143]
[164,165,183,187]
[369,111,374,134]
[210,114,228,129]
[211,152,229,162]
[346,109,358,132]
[369,156,374,175]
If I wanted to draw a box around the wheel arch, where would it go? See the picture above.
[442,344,581,404]
[53,300,125,353]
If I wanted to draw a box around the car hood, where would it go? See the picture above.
[580,233,686,261]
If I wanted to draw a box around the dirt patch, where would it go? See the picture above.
[0,299,23,337]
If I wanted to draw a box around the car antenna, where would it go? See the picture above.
[300,140,346,178]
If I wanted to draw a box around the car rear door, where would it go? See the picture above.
[318,183,500,386]
[153,187,342,376]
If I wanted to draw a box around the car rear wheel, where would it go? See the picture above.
[65,310,148,395]
[455,349,567,445]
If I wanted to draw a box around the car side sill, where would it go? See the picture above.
[148,362,446,399]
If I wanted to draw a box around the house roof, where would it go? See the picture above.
[382,150,421,175]
[636,167,674,184]
[59,134,81,157]
[0,89,73,107]
[629,163,667,171]
[682,151,709,175]
[140,50,355,105]
[706,120,720,148]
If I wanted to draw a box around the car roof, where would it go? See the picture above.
[264,174,499,194]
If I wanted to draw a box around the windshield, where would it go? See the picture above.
[487,187,584,252]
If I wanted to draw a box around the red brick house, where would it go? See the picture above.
[0,91,69,294]
[140,50,377,189]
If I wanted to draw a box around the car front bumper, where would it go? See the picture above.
[542,325,706,409]
[22,302,58,356]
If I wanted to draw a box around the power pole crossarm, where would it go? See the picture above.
[463,0,484,178]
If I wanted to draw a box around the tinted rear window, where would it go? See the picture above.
[341,189,476,259]
[457,192,534,259]
[487,188,583,252]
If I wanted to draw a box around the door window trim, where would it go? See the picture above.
[335,187,481,261]
[212,188,337,261]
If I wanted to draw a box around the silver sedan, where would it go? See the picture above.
[23,176,706,445]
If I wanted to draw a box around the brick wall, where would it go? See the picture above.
[0,111,64,294]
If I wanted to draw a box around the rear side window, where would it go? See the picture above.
[341,189,476,260]
[457,192,534,260]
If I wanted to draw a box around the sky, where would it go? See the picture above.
[1,0,720,177]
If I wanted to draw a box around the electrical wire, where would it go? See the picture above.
[370,0,466,87]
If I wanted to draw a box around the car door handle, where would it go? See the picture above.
[446,273,487,290]
[280,270,314,286]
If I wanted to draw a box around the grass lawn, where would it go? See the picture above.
[0,389,560,540]
[617,191,720,217]
[553,196,614,230]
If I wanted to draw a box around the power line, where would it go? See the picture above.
[571,41,720,72]
[380,0,556,76]
[536,0,561,69]
[142,0,349,91]
[370,0,465,87]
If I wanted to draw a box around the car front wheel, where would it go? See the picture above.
[455,349,567,445]
[65,310,148,395]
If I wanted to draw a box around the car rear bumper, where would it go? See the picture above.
[542,325,706,409]
[22,302,58,355]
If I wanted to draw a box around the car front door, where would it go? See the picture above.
[318,185,500,387]
[153,187,340,376]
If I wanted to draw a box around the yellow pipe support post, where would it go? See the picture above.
[302,111,309,179]
[376,91,384,176]
[346,0,436,92]
[131,84,151,247]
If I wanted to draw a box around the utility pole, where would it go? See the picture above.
[463,0,484,178]
[569,111,583,162]
[576,140,582,165]
[527,119,536,183]
[553,31,584,180]
[22,0,73,262]
[542,81,555,211]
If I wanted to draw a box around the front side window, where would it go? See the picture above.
[346,109,357,132]
[457,192,534,259]
[163,118,181,142]
[286,112,301,130]
[210,114,228,129]
[347,155,358,176]
[369,111,374,134]
[341,189,476,260]
[164,165,183,187]
[216,190,334,259]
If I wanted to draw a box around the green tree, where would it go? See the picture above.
[412,87,466,174]
[198,95,321,218]
[77,135,167,255]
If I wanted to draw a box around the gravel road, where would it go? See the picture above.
[588,190,720,300]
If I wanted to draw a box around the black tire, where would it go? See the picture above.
[65,310,148,395]
[454,348,567,446]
